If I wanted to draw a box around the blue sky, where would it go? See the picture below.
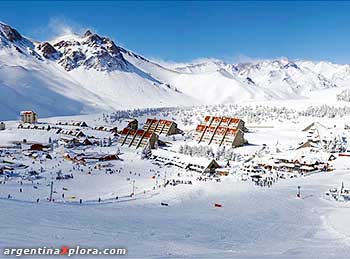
[2,1,350,64]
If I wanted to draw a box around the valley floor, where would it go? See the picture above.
[1,104,350,258]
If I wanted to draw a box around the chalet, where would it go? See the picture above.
[118,128,158,149]
[77,121,88,127]
[74,131,86,138]
[20,111,38,124]
[142,118,179,136]
[193,116,245,147]
[81,138,93,146]
[0,122,5,131]
[152,149,220,174]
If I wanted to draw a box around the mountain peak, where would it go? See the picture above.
[0,22,22,42]
[48,29,127,72]
[83,30,93,37]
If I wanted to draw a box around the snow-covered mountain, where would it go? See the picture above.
[123,53,350,104]
[2,21,350,120]
[0,22,196,120]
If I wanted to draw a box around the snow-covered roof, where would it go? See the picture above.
[152,149,218,168]
[20,111,36,115]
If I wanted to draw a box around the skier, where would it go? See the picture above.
[297,186,301,198]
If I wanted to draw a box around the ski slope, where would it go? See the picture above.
[1,110,350,258]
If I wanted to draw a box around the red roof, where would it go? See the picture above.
[121,128,129,135]
[144,132,153,138]
[146,118,158,125]
[136,130,145,136]
[20,111,36,115]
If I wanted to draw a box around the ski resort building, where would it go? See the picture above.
[193,116,245,147]
[0,122,5,131]
[118,128,158,149]
[20,111,38,124]
[142,118,179,136]
[152,149,220,174]
[64,152,119,163]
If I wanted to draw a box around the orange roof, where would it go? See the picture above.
[207,126,216,132]
[216,126,227,135]
[128,130,137,136]
[226,128,238,135]
[204,116,211,122]
[222,117,230,123]
[196,125,206,132]
[230,118,240,124]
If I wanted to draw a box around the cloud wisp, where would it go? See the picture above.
[32,16,96,41]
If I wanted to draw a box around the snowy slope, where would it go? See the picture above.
[123,52,350,105]
[1,112,350,258]
[3,21,350,120]
[0,22,196,120]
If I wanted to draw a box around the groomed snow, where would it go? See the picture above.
[1,106,350,258]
